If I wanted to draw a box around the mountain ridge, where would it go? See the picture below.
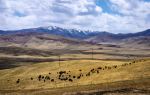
[0,26,149,44]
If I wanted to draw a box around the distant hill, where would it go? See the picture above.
[121,36,150,47]
[85,29,150,43]
[0,31,92,50]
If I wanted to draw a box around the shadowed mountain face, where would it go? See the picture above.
[0,32,79,44]
[85,29,150,43]
[0,31,93,51]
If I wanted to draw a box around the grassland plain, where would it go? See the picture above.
[0,58,149,95]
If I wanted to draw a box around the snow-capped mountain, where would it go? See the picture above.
[0,26,102,39]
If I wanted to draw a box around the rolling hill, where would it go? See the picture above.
[0,31,92,50]
[0,58,149,95]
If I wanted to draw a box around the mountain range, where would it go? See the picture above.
[0,26,150,45]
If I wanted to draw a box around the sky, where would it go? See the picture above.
[0,0,150,33]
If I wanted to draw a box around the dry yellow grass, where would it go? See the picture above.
[0,58,149,91]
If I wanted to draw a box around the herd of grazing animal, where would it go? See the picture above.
[15,59,146,85]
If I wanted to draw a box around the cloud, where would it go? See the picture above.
[108,0,150,32]
[0,0,149,33]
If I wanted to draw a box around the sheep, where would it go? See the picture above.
[122,63,128,66]
[45,76,50,80]
[16,79,20,84]
[31,77,33,80]
[113,65,117,68]
[59,71,66,74]
[80,73,84,77]
[42,76,44,79]
[51,79,54,82]
[69,79,73,82]
[90,68,96,73]
[91,69,94,72]
[77,76,81,79]
[108,67,111,69]
[97,67,102,70]
[69,75,71,77]
[73,76,76,78]
[96,70,99,74]
[77,73,84,79]
[88,72,91,76]
[38,75,42,81]
[86,72,90,76]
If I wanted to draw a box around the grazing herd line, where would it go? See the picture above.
[15,59,146,85]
